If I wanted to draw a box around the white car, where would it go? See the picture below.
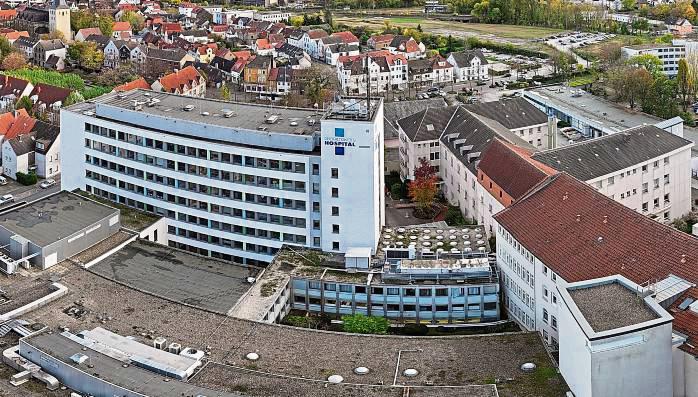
[40,179,56,189]
[0,194,14,205]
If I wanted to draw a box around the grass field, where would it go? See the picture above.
[336,16,563,40]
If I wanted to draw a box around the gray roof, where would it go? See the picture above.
[532,125,693,181]
[398,105,458,142]
[465,97,548,130]
[384,98,446,139]
[146,47,187,62]
[0,192,118,247]
[89,239,257,314]
[37,39,65,51]
[448,49,487,68]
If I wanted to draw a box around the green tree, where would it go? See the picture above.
[628,54,663,78]
[621,0,636,10]
[220,82,231,101]
[121,11,144,32]
[677,58,693,112]
[0,37,12,59]
[641,75,679,118]
[303,65,334,106]
[64,91,85,106]
[98,15,115,37]
[15,96,33,114]
[342,314,390,335]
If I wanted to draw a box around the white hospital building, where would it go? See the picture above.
[60,90,384,265]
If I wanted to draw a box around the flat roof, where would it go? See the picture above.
[525,86,664,133]
[69,89,324,136]
[0,192,119,247]
[569,282,659,332]
[88,239,257,314]
[19,264,568,397]
[22,332,240,397]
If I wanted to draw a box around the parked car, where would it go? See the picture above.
[0,176,7,186]
[40,179,56,189]
[0,194,14,205]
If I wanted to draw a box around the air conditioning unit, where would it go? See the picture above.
[168,342,182,354]
[180,347,205,361]
[153,337,167,350]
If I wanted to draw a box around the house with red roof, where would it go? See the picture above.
[367,34,394,50]
[254,38,274,56]
[2,117,59,180]
[75,27,102,42]
[28,83,71,124]
[0,75,34,111]
[0,30,29,44]
[151,65,206,97]
[112,21,132,39]
[113,77,151,92]
[388,35,426,60]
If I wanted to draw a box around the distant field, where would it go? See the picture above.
[336,16,564,40]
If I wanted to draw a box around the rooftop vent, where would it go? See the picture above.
[520,362,536,372]
[246,352,259,361]
[327,375,344,383]
[221,109,235,118]
[403,368,419,377]
[201,111,210,116]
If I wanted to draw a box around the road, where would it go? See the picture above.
[0,175,62,211]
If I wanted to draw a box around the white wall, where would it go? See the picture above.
[673,344,698,397]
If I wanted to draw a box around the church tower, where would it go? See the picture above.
[49,0,71,41]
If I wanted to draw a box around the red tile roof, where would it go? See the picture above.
[112,21,132,32]
[76,27,102,38]
[29,83,71,107]
[0,30,28,41]
[369,34,394,44]
[157,65,203,93]
[5,113,35,140]
[307,29,328,40]
[0,109,29,136]
[478,139,557,202]
[0,9,16,20]
[255,38,272,50]
[331,31,359,44]
[114,77,151,92]
[232,50,251,61]
[669,288,698,356]
[162,22,182,33]
[494,172,698,285]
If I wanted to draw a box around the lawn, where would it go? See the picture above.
[337,16,563,40]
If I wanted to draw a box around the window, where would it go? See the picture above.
[309,281,320,290]
[331,187,339,198]
[332,241,339,250]
[552,294,557,304]
[419,289,432,297]
[654,178,660,189]
[551,315,558,330]
[642,202,648,212]
[543,266,548,275]
[664,157,670,165]
[324,283,336,291]
[387,287,399,295]
[642,182,648,193]
[331,206,339,216]
[654,198,659,208]
[543,287,549,299]
[642,165,648,172]
[331,168,338,179]
[543,308,549,323]
[339,284,352,293]
[608,176,614,185]
[664,193,670,203]
[654,160,659,168]
[467,287,480,295]
[332,224,340,234]
[664,211,670,220]
[664,174,670,185]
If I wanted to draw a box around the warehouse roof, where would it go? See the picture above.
[0,192,118,247]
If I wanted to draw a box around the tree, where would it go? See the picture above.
[0,37,12,59]
[97,15,115,38]
[68,41,104,71]
[621,0,636,10]
[121,11,144,32]
[1,52,27,70]
[64,91,85,106]
[641,75,679,119]
[220,82,231,101]
[597,42,622,67]
[323,8,333,28]
[677,58,693,112]
[95,62,136,86]
[15,96,33,114]
[408,158,438,217]
[303,65,335,107]
[628,54,663,78]
[607,65,653,109]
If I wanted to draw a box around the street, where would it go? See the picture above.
[0,175,62,210]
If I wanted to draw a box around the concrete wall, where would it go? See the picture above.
[19,340,146,397]
[138,217,168,245]
[673,345,698,397]
[39,210,120,269]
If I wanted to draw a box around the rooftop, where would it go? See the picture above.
[465,98,548,130]
[525,86,667,133]
[68,89,324,136]
[493,173,698,285]
[532,125,693,181]
[380,225,490,256]
[88,239,257,314]
[568,281,659,332]
[0,192,118,247]
[8,255,567,397]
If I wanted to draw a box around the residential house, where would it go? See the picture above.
[12,37,37,61]
[0,30,29,44]
[337,51,408,95]
[447,50,489,82]
[0,75,33,111]
[178,29,210,44]
[2,120,60,179]
[666,16,693,36]
[74,27,101,41]
[194,42,218,63]
[112,21,132,39]
[143,47,194,80]
[297,29,328,60]
[367,34,394,50]
[103,40,137,69]
[254,38,275,56]
[151,65,206,97]
[243,55,273,98]
[388,35,426,59]
[28,83,70,124]
[113,77,151,92]
[319,31,359,64]
[34,39,66,70]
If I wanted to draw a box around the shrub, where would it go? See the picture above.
[391,182,404,199]
[444,205,467,226]
[16,171,37,186]
[341,314,390,335]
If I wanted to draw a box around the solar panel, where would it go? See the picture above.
[678,298,695,311]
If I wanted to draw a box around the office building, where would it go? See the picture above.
[60,91,384,265]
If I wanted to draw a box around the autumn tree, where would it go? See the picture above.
[303,65,335,107]
[220,82,231,101]
[408,158,438,218]
[121,11,144,32]
[1,52,27,70]
[67,41,104,71]
[607,65,653,109]
[628,54,663,78]
[677,58,693,112]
